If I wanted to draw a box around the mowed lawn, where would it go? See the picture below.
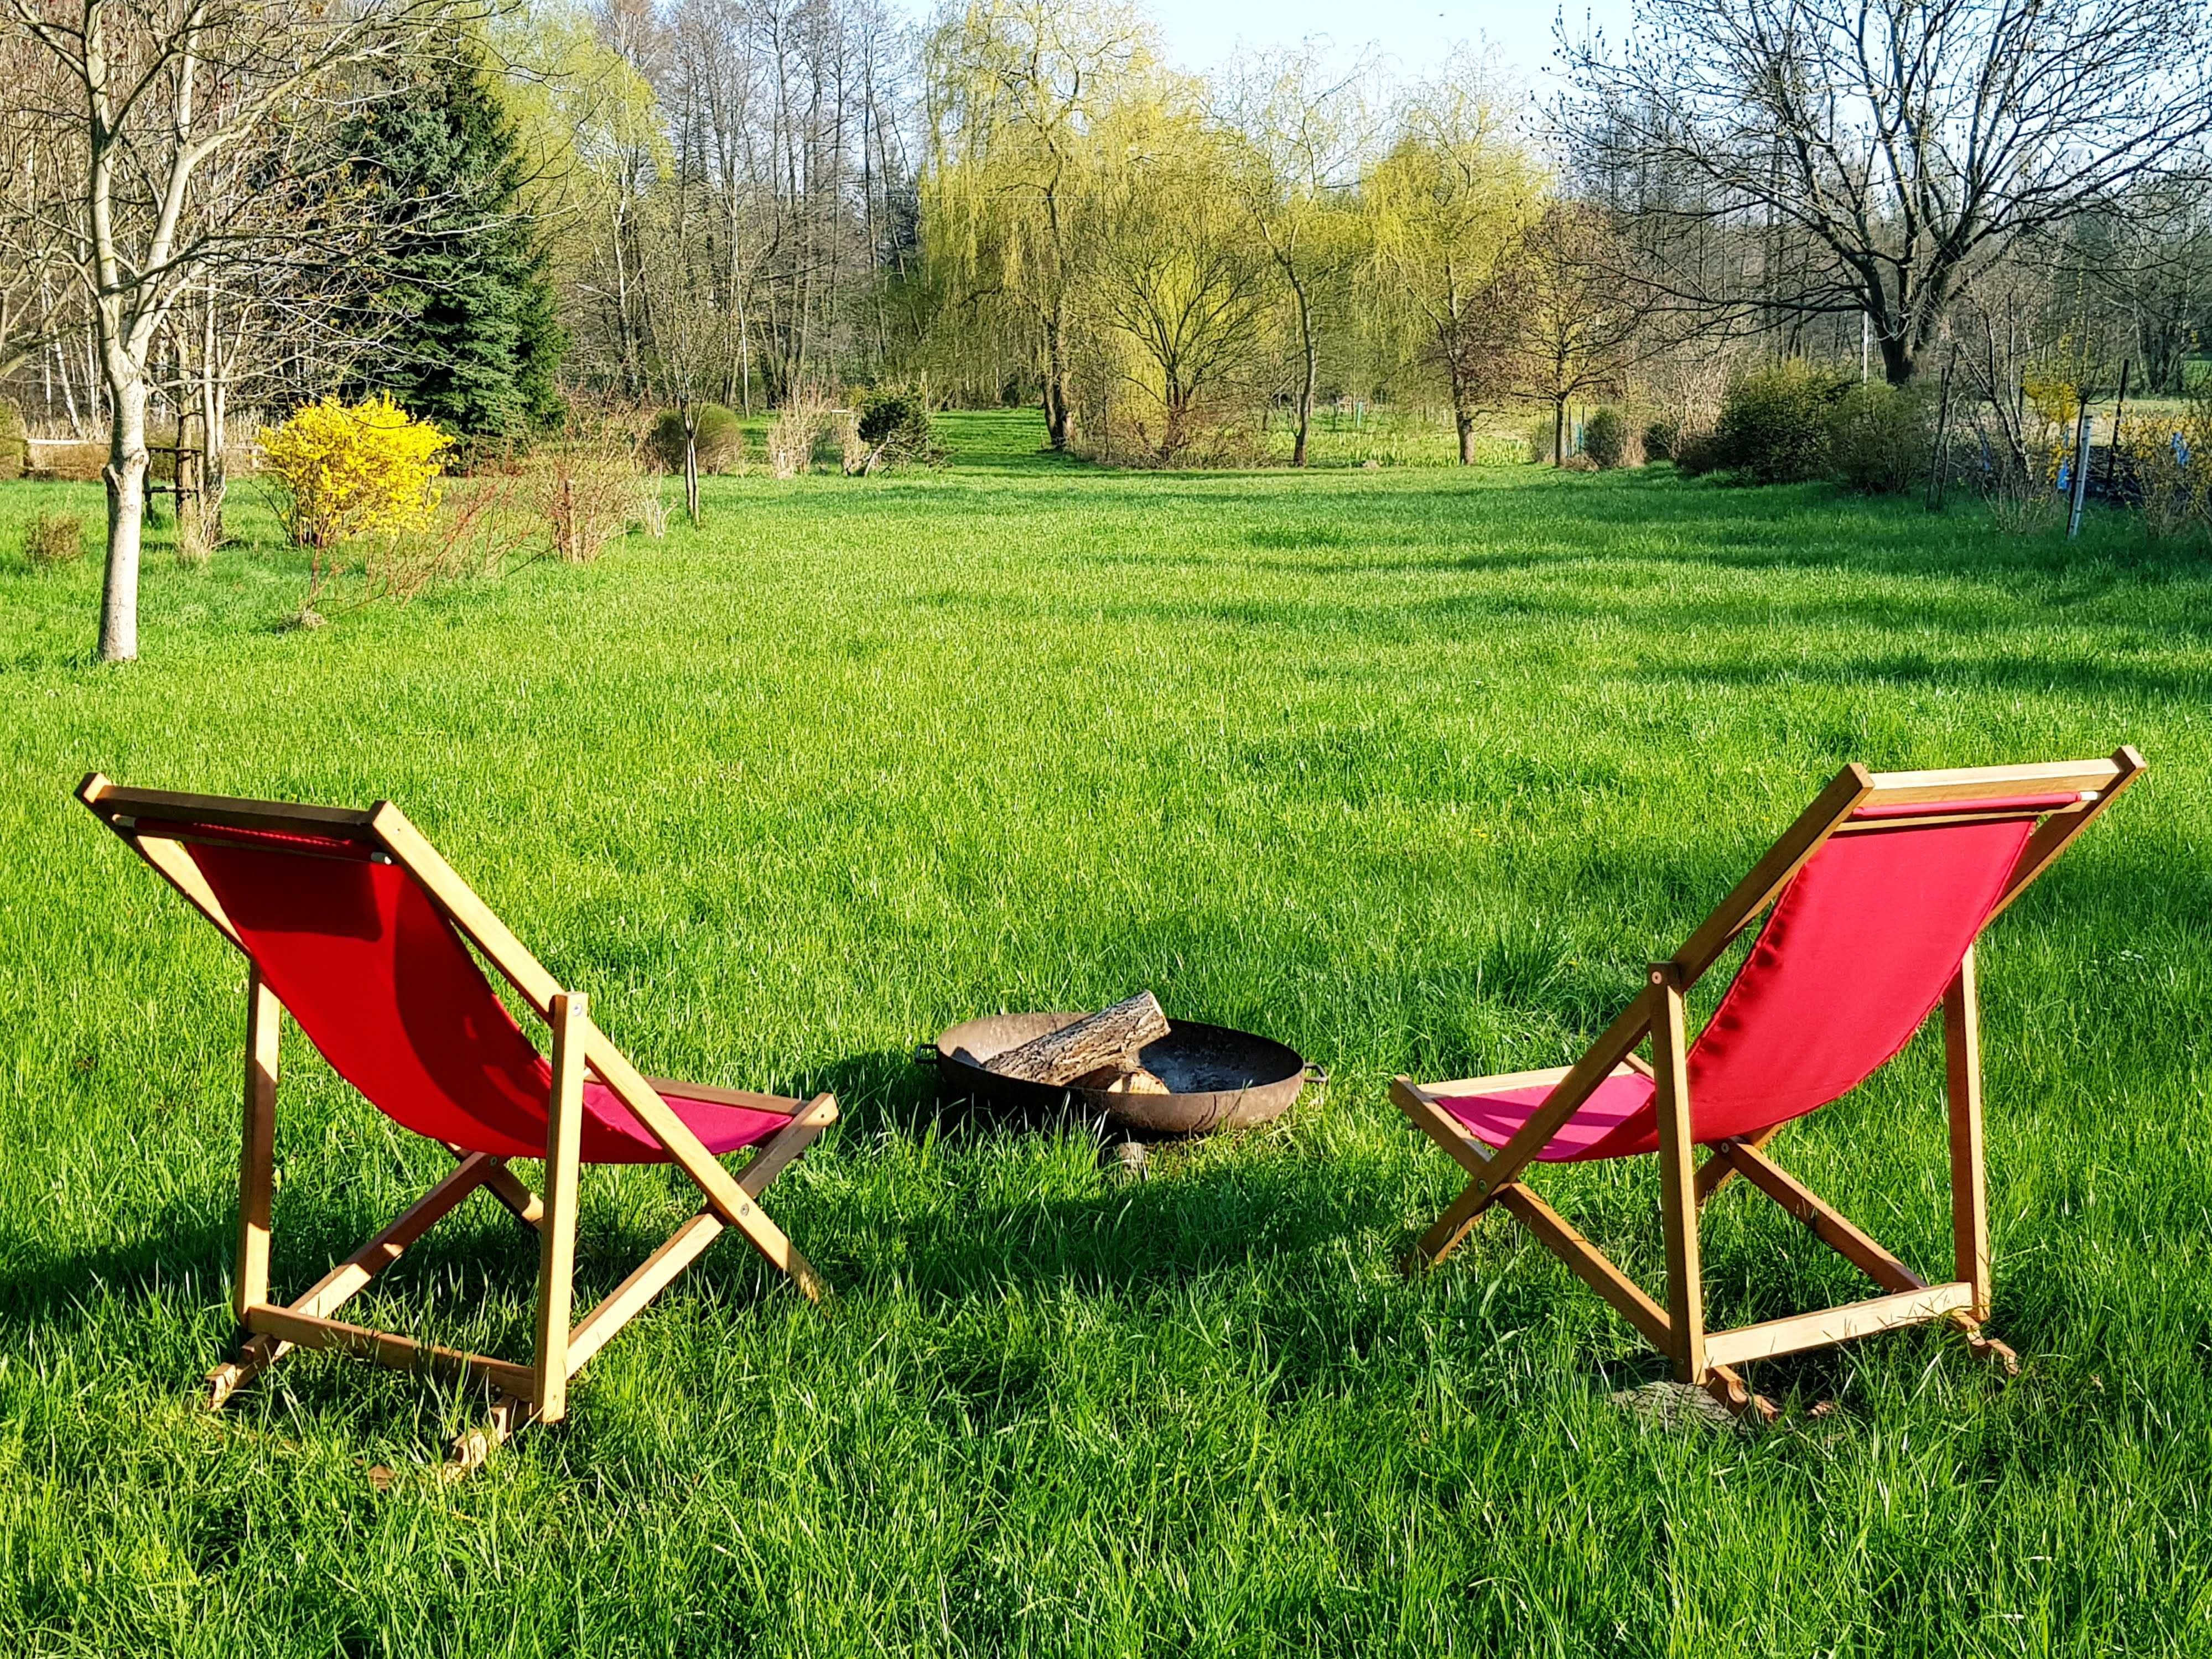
[2,411,2209,1655]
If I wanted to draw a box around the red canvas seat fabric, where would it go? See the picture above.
[164,823,790,1163]
[1436,801,2052,1163]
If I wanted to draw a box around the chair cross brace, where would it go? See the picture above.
[1396,945,2017,1423]
[205,974,838,1478]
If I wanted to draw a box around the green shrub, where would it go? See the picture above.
[851,387,944,470]
[1826,381,1933,495]
[0,403,25,482]
[650,405,744,475]
[1643,416,1679,462]
[1712,362,1845,483]
[1671,425,1723,477]
[1584,408,1628,469]
[24,509,86,568]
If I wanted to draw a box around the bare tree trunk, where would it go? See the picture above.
[198,287,229,537]
[1455,404,1476,466]
[100,364,149,662]
[682,414,701,524]
[1291,276,1316,468]
[1044,296,1074,450]
[53,331,81,431]
[1553,398,1566,467]
[737,287,752,415]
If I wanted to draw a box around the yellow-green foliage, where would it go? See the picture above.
[2022,372,2081,430]
[2126,394,2212,539]
[260,395,452,549]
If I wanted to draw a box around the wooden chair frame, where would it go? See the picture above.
[1394,750,2145,1421]
[79,774,838,1473]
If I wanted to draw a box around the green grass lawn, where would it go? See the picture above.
[3,412,2210,1655]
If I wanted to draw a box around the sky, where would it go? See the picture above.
[1146,1,1638,99]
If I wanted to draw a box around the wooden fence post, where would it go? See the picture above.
[2105,359,2131,496]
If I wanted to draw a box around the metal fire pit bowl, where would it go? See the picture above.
[920,1012,1323,1137]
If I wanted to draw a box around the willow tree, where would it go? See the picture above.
[1083,98,1275,464]
[923,0,1157,451]
[1216,46,1377,465]
[1363,58,1545,464]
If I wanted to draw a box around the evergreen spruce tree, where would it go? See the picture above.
[352,44,566,438]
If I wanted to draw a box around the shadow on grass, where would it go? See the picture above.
[1638,646,2212,706]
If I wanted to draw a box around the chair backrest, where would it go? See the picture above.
[1575,752,2140,1162]
[1681,798,2050,1141]
[178,820,557,1158]
[79,781,653,1163]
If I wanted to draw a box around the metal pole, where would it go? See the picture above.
[2066,397,2094,538]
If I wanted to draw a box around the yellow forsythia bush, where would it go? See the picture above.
[2021,371,2081,430]
[260,394,451,549]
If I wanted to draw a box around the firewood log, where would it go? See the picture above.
[1071,1064,1171,1095]
[985,992,1169,1086]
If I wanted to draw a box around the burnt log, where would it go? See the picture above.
[985,992,1169,1086]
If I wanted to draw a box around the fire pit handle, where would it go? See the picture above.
[911,1042,939,1067]
[1304,1063,1329,1096]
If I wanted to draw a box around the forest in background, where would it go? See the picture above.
[8,0,2212,659]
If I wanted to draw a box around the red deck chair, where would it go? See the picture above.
[1393,752,2144,1421]
[79,776,838,1470]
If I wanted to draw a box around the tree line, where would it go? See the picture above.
[8,0,2212,658]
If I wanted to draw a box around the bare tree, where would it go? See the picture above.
[637,183,733,522]
[0,30,71,384]
[1564,0,2212,384]
[1215,45,1377,465]
[8,0,475,662]
[1507,203,1644,464]
[1364,57,1543,463]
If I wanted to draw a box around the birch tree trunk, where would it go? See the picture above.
[98,349,148,662]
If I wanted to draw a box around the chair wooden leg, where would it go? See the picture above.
[210,972,282,1410]
[236,970,281,1320]
[1405,1177,1492,1273]
[200,1007,832,1466]
[1389,1079,1507,1272]
[560,1094,842,1376]
[1693,1123,1783,1208]
[1650,966,1706,1385]
[531,992,588,1424]
[733,1093,838,1198]
[208,1154,506,1408]
[1703,1363,1779,1424]
[1945,948,1991,1318]
[1943,949,2018,1375]
[1959,1324,2021,1374]
[452,1145,543,1231]
[206,1333,283,1408]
